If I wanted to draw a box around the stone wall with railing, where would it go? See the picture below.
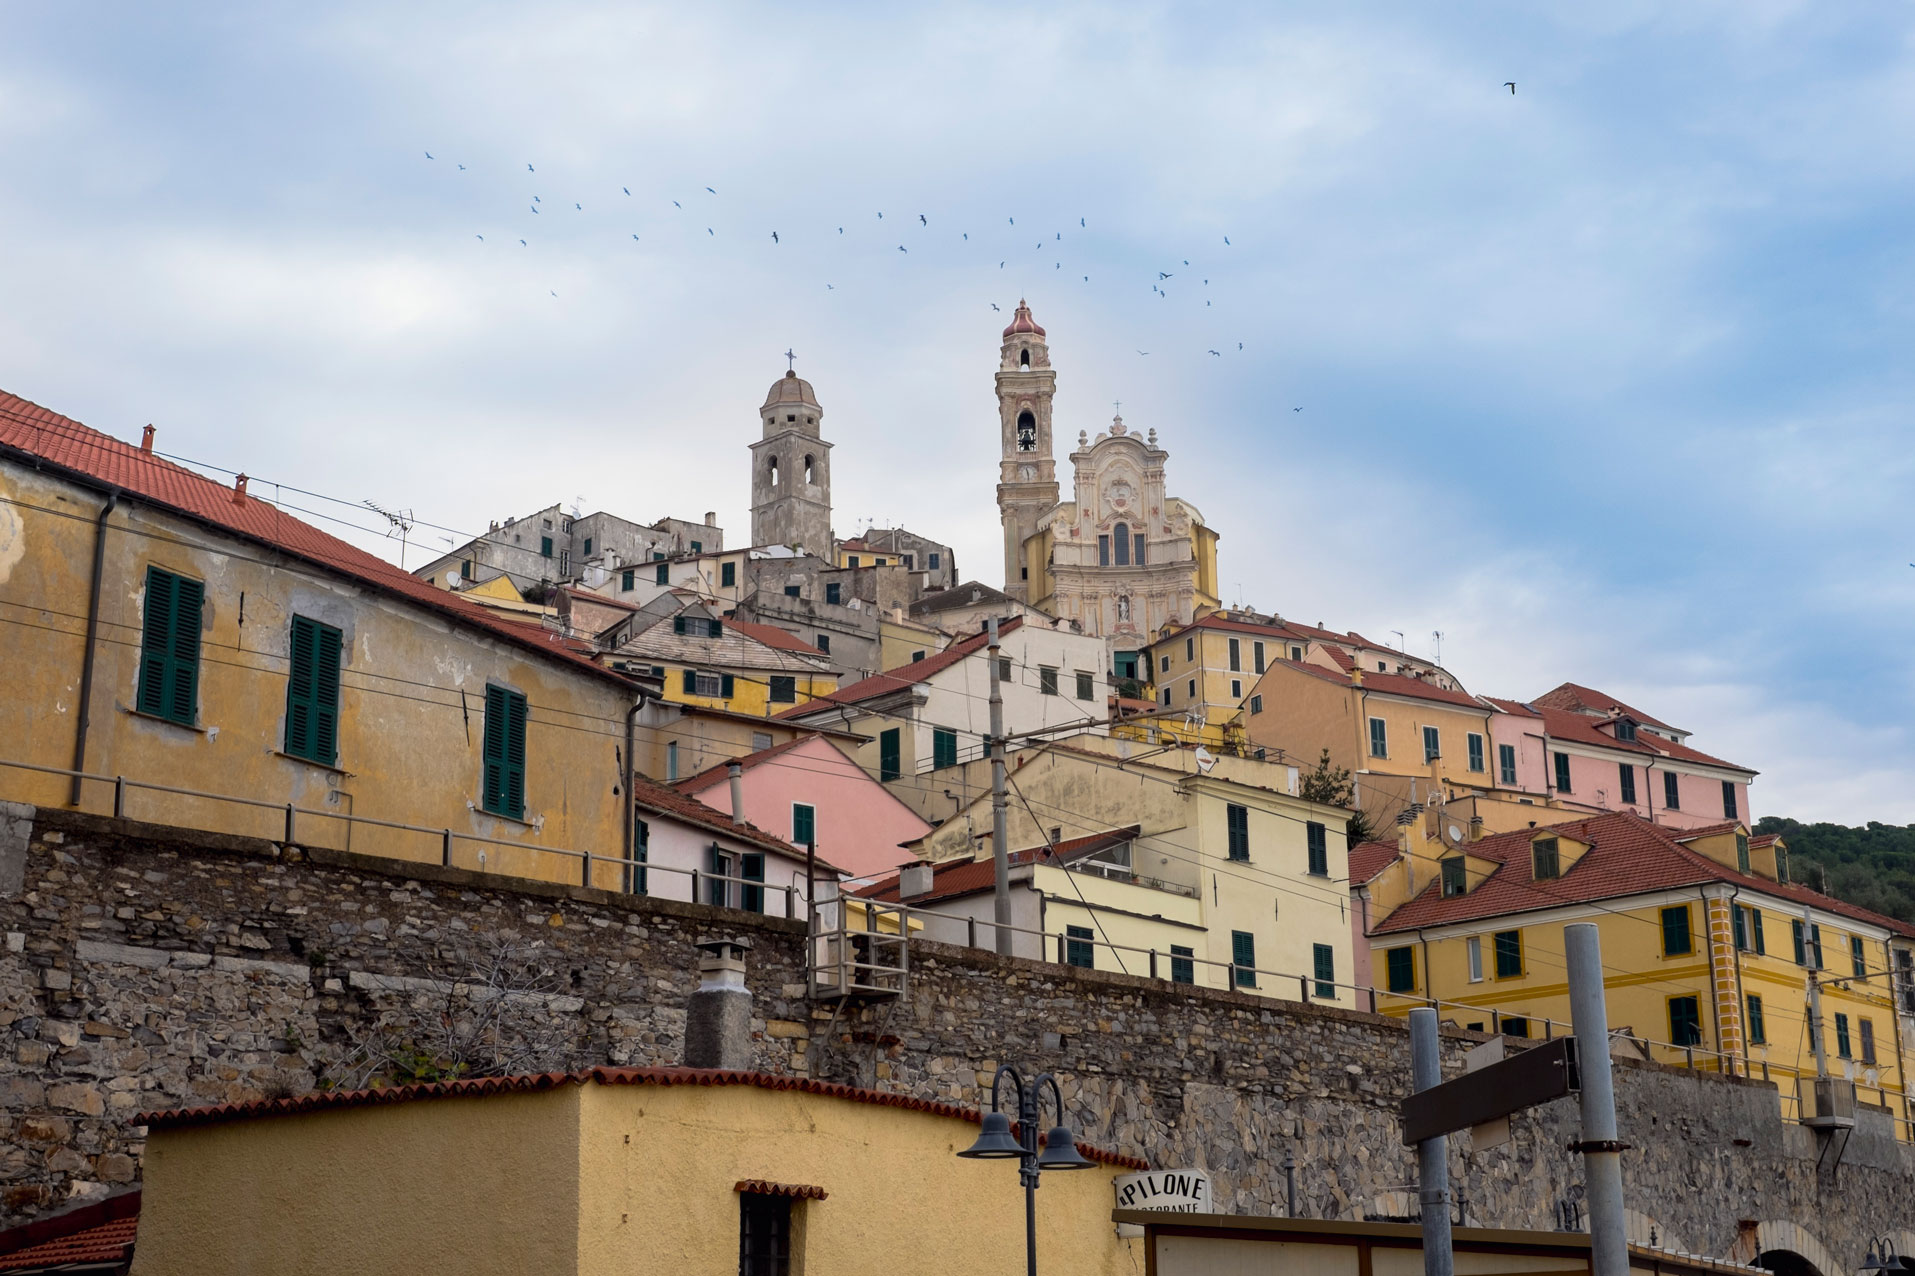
[2,802,1909,1268]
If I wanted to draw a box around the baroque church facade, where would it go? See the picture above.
[993,302,1219,678]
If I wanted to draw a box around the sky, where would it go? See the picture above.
[3,3,1912,822]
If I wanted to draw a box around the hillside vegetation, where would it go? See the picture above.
[1755,816,1915,923]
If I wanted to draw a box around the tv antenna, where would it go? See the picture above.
[1432,630,1445,665]
[363,500,416,568]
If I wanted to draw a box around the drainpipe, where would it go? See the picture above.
[621,692,650,880]
[69,489,121,807]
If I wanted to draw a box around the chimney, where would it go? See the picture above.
[727,761,746,825]
[898,860,934,899]
[232,474,248,505]
[1468,814,1486,842]
[1350,665,1363,686]
[704,511,716,527]
[140,424,155,453]
[684,936,753,1070]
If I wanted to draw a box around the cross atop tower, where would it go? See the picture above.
[784,347,797,372]
[1113,399,1121,416]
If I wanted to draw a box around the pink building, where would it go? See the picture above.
[628,774,843,916]
[674,735,932,881]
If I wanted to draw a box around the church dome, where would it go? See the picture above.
[762,370,820,410]
[1002,300,1045,340]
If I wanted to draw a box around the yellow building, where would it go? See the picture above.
[131,1067,1145,1276]
[600,600,839,719]
[0,390,642,889]
[1364,808,1915,1135]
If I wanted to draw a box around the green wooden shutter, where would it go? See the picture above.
[792,804,815,846]
[1313,943,1335,999]
[482,686,527,818]
[1231,931,1256,987]
[741,852,764,913]
[284,616,343,764]
[138,567,204,725]
[1660,906,1692,956]
[682,669,697,695]
[1306,822,1327,875]
[720,674,735,699]
[879,729,900,781]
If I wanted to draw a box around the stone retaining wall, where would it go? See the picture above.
[2,807,1909,1265]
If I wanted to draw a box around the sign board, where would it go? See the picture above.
[1463,1037,1510,1152]
[1399,1036,1578,1146]
[1114,1169,1212,1238]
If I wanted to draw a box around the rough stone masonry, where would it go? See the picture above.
[2,805,1911,1264]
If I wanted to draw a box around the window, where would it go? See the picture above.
[879,729,901,782]
[666,741,678,782]
[1253,641,1266,673]
[1368,718,1388,759]
[932,727,958,770]
[1900,950,1915,1014]
[847,555,860,568]
[769,676,795,704]
[1615,719,1637,743]
[1076,670,1094,700]
[1748,906,1766,955]
[1422,726,1440,763]
[481,685,528,818]
[1467,733,1485,773]
[1385,947,1415,993]
[1169,945,1194,985]
[929,552,940,571]
[1160,655,1171,675]
[1792,920,1823,968]
[816,634,830,654]
[1039,666,1059,695]
[1098,535,1110,566]
[137,566,204,725]
[1663,771,1680,810]
[874,558,886,567]
[708,845,734,908]
[1306,822,1328,876]
[1186,679,1196,699]
[912,651,925,662]
[1852,934,1868,978]
[1722,780,1738,820]
[1502,1017,1530,1039]
[1835,1012,1853,1059]
[825,582,840,605]
[1231,931,1257,987]
[1160,688,1170,707]
[1861,1017,1877,1064]
[1226,804,1249,860]
[1313,944,1336,999]
[1661,905,1692,956]
[1228,638,1241,672]
[792,803,815,847]
[1732,904,1748,951]
[722,561,737,588]
[752,732,773,752]
[1185,637,1195,662]
[1493,929,1523,978]
[1745,994,1766,1045]
[582,537,593,556]
[1113,522,1131,566]
[540,536,553,559]
[1669,996,1703,1047]
[1618,763,1637,805]
[629,817,650,894]
[741,852,765,913]
[1465,936,1483,982]
[1065,925,1095,969]
[1133,530,1146,564]
[1553,751,1572,793]
[999,657,1014,683]
[1775,848,1789,884]
[1441,858,1467,897]
[558,549,570,575]
[1736,834,1750,873]
[1249,694,1263,715]
[1498,743,1517,786]
[783,585,801,598]
[621,568,635,591]
[284,615,343,765]
[1230,679,1241,699]
[687,671,728,698]
[1532,837,1560,880]
[655,561,669,585]
[459,558,473,580]
[1290,645,1303,662]
[739,1190,793,1276]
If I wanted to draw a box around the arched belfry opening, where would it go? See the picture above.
[1020,347,1031,368]
[1016,410,1037,452]
[804,454,816,484]
[768,455,780,487]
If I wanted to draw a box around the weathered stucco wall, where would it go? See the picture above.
[2,805,1908,1267]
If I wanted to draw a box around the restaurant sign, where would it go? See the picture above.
[1113,1168,1212,1238]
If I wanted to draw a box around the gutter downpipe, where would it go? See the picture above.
[69,489,121,807]
[622,694,648,889]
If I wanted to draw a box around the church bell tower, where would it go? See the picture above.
[995,301,1060,601]
[751,365,834,558]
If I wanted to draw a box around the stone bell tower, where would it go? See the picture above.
[995,301,1060,601]
[750,365,834,558]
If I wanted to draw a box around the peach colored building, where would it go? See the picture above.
[673,736,931,881]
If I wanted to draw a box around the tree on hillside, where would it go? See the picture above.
[1299,748,1376,848]
[1755,816,1915,923]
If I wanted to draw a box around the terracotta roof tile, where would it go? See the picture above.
[774,618,1024,718]
[135,1066,1147,1169]
[1538,707,1752,774]
[858,827,1142,905]
[672,735,818,793]
[1533,682,1676,731]
[726,618,828,655]
[735,1179,828,1200]
[1482,696,1542,718]
[1348,841,1399,885]
[0,1194,140,1273]
[0,390,633,689]
[630,774,847,874]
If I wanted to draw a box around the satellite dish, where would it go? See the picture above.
[1194,746,1217,775]
[1448,824,1464,843]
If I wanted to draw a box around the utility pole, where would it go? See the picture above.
[1408,1007,1453,1276]
[1804,907,1829,1078]
[988,618,1012,956]
[1566,923,1629,1276]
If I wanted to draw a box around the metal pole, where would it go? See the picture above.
[1408,1007,1454,1276]
[1565,922,1628,1276]
[1803,907,1829,1080]
[988,618,1013,957]
[1282,1139,1298,1217]
[1020,1076,1040,1276]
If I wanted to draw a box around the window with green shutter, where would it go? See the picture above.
[1368,717,1387,758]
[741,852,765,913]
[879,729,901,782]
[707,845,732,908]
[721,561,736,588]
[1169,945,1194,985]
[720,674,735,699]
[1749,906,1766,954]
[480,685,527,818]
[1669,996,1702,1046]
[1467,733,1485,773]
[1306,821,1328,876]
[1852,934,1868,978]
[1532,837,1560,880]
[1064,925,1094,969]
[1225,804,1249,860]
[284,615,342,764]
[1075,670,1094,701]
[825,582,840,604]
[1441,857,1467,897]
[1618,763,1636,805]
[655,561,669,584]
[137,566,204,725]
[1313,943,1335,999]
[1498,743,1517,785]
[1493,929,1523,978]
[769,676,795,703]
[1385,946,1415,993]
[621,569,635,591]
[1835,1012,1852,1058]
[1231,931,1257,988]
[792,804,815,848]
[1660,905,1692,956]
[1422,726,1440,763]
[1745,994,1766,1044]
[540,536,553,558]
[932,727,958,771]
[1736,833,1750,873]
[1793,919,1807,966]
[1553,751,1572,793]
[1733,905,1748,951]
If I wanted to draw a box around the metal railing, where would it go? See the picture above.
[0,757,803,917]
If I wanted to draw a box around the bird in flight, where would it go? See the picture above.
[707,227,714,235]
[1083,276,1089,282]
[527,163,535,172]
[530,204,540,214]
[533,195,540,202]
[1224,236,1231,245]
[1293,406,1301,412]
[999,261,1005,268]
[1008,217,1014,225]
[1206,300,1211,306]
[1183,259,1189,265]
[1238,342,1243,350]
[1209,350,1221,357]
[1159,272,1173,279]
[673,200,682,208]
[623,187,630,195]
[475,234,483,241]
[920,214,927,225]
[991,303,1001,311]
[838,227,844,234]
[457,164,465,170]
[1505,81,1516,93]
[706,186,716,194]
[1136,350,1150,356]
[898,244,907,252]
[551,290,558,297]
[574,203,582,210]
[519,238,526,246]
[1080,217,1086,227]
[425,151,434,159]
[827,284,834,290]
[771,231,779,243]
[631,234,640,240]
[1056,232,1061,240]
[877,211,883,219]
[963,232,968,240]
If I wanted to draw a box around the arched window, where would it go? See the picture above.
[804,454,816,484]
[1113,521,1131,566]
[1020,348,1031,368]
[768,456,780,487]
[1016,410,1037,452]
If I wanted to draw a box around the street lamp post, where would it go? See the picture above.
[1860,1236,1907,1276]
[957,1063,1097,1276]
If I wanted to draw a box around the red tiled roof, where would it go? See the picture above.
[735,1179,828,1200]
[858,827,1142,905]
[1533,682,1676,731]
[0,1193,140,1273]
[1358,671,1483,710]
[0,390,635,689]
[560,585,638,612]
[1371,811,1913,937]
[1348,841,1399,886]
[630,773,848,875]
[1538,707,1752,774]
[1749,834,1781,850]
[726,619,828,655]
[673,735,817,794]
[1482,696,1542,718]
[774,618,1024,718]
[135,1066,1147,1169]
[1318,645,1357,673]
